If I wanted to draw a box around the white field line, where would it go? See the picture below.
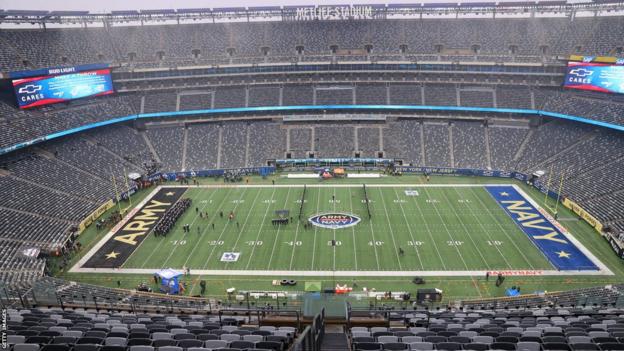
[288,192,304,270]
[310,186,321,270]
[244,187,277,269]
[437,188,491,270]
[377,188,403,270]
[181,187,235,268]
[151,188,212,268]
[365,191,382,271]
[408,186,447,270]
[347,187,358,271]
[391,188,424,270]
[70,186,162,273]
[454,187,513,270]
[197,188,250,270]
[68,267,615,277]
[265,187,292,268]
[512,184,612,275]
[468,187,536,270]
[421,187,471,270]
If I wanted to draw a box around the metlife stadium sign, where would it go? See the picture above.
[294,6,373,20]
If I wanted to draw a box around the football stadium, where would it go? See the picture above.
[2,0,624,350]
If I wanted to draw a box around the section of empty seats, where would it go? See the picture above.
[315,125,355,157]
[248,86,281,107]
[5,306,298,351]
[496,86,532,109]
[178,92,214,111]
[488,125,529,171]
[389,85,424,105]
[142,93,178,113]
[424,84,457,107]
[185,124,220,170]
[248,122,286,166]
[349,306,624,351]
[145,127,185,172]
[423,123,451,167]
[282,85,314,106]
[0,176,97,222]
[288,128,312,158]
[357,127,381,157]
[315,86,355,105]
[88,125,154,170]
[356,85,388,105]
[219,122,248,169]
[214,87,246,109]
[383,120,423,166]
[451,121,488,169]
[459,89,495,108]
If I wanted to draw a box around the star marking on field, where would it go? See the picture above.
[105,251,120,260]
[556,250,571,258]
[500,192,509,196]
[165,191,175,196]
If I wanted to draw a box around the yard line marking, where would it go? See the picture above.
[472,187,536,270]
[437,188,491,270]
[421,187,470,270]
[159,187,217,267]
[244,187,277,269]
[364,188,382,271]
[266,187,292,269]
[310,187,322,270]
[197,188,249,268]
[391,187,424,270]
[377,188,403,270]
[288,189,304,270]
[408,186,447,270]
[227,187,265,252]
[452,187,513,270]
[347,187,358,271]
[181,187,235,268]
[135,187,191,269]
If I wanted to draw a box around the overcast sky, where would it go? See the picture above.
[1,0,511,12]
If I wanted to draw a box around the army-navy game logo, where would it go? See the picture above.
[309,213,361,229]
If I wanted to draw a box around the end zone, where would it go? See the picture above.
[72,186,184,270]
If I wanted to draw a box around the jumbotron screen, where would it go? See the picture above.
[564,61,624,94]
[12,69,114,109]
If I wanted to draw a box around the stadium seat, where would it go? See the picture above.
[383,342,408,350]
[177,339,203,348]
[408,342,433,350]
[354,342,383,350]
[463,343,489,350]
[13,344,41,351]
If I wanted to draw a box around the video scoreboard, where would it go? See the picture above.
[564,61,624,94]
[9,64,114,109]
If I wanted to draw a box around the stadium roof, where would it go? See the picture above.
[0,0,622,25]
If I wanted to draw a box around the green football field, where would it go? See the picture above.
[59,175,624,301]
[119,184,553,272]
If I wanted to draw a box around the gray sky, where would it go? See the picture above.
[0,0,518,12]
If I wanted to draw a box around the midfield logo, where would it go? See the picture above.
[309,213,361,229]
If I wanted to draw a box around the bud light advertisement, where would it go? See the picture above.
[12,69,114,109]
[564,61,624,94]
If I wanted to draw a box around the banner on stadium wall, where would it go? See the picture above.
[397,166,515,179]
[77,199,115,234]
[606,235,624,260]
[562,198,604,233]
[159,166,276,181]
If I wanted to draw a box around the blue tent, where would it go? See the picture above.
[156,268,184,294]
